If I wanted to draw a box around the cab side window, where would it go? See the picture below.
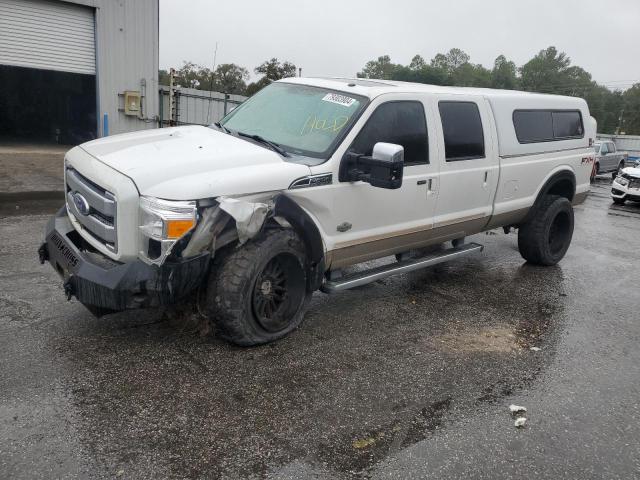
[600,143,609,154]
[349,101,429,165]
[608,142,616,153]
[438,101,485,161]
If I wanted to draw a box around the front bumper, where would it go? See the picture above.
[39,207,210,316]
[611,179,640,202]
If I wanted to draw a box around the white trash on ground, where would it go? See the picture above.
[514,417,527,428]
[509,404,527,413]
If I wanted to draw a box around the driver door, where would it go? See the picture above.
[296,94,440,268]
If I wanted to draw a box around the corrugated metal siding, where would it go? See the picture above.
[159,86,246,126]
[0,0,95,74]
[94,0,159,135]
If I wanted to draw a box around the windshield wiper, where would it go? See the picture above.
[213,122,230,134]
[236,131,290,157]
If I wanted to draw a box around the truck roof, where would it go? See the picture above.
[280,77,593,158]
[280,76,582,103]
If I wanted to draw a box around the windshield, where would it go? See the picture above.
[220,83,367,159]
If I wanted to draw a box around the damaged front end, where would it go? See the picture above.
[39,207,211,317]
[40,192,323,317]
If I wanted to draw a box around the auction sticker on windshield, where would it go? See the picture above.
[322,93,356,107]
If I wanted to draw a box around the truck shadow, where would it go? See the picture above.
[52,245,568,478]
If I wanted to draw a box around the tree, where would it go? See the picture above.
[519,46,572,93]
[409,54,426,71]
[245,58,297,96]
[245,77,271,97]
[254,58,297,81]
[214,63,249,94]
[430,48,470,74]
[622,84,640,134]
[158,61,250,95]
[159,69,170,86]
[491,55,518,90]
[176,61,209,89]
[451,62,491,87]
[357,55,398,80]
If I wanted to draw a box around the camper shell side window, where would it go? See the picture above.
[513,109,584,144]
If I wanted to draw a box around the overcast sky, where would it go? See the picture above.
[159,0,640,90]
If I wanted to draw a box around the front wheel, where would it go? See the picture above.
[613,197,626,205]
[205,229,310,346]
[518,195,574,266]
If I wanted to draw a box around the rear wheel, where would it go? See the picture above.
[205,229,310,346]
[518,195,574,266]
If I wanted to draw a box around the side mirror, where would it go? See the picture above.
[342,142,404,189]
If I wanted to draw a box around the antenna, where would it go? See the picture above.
[206,41,219,125]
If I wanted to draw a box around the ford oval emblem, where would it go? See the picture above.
[72,192,90,216]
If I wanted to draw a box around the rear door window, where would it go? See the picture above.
[438,101,485,161]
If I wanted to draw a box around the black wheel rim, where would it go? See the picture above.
[251,253,305,333]
[548,211,571,255]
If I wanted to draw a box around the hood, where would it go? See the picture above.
[78,125,311,200]
[621,166,640,178]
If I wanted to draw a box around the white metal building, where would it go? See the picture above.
[0,0,159,144]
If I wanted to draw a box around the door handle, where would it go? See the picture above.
[425,178,435,197]
[417,179,427,185]
[484,171,488,182]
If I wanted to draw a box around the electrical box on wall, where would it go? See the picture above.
[123,91,141,115]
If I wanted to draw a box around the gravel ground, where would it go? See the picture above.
[1,179,639,479]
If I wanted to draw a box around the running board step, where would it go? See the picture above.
[321,242,483,293]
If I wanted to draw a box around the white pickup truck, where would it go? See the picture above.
[39,78,595,345]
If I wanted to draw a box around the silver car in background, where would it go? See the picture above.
[593,140,628,179]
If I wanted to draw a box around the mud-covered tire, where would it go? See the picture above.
[205,229,310,346]
[612,197,626,205]
[518,195,574,266]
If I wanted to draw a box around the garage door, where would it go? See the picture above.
[0,0,95,75]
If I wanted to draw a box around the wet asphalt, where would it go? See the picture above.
[1,179,639,479]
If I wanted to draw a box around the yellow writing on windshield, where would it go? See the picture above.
[300,115,349,135]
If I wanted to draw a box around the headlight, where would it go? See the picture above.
[615,176,629,187]
[139,196,197,264]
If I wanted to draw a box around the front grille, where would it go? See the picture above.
[65,166,117,252]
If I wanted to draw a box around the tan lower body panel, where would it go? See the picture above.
[484,207,529,230]
[328,194,587,270]
[328,216,488,269]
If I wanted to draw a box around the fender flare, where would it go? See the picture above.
[273,194,326,291]
[522,169,576,224]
